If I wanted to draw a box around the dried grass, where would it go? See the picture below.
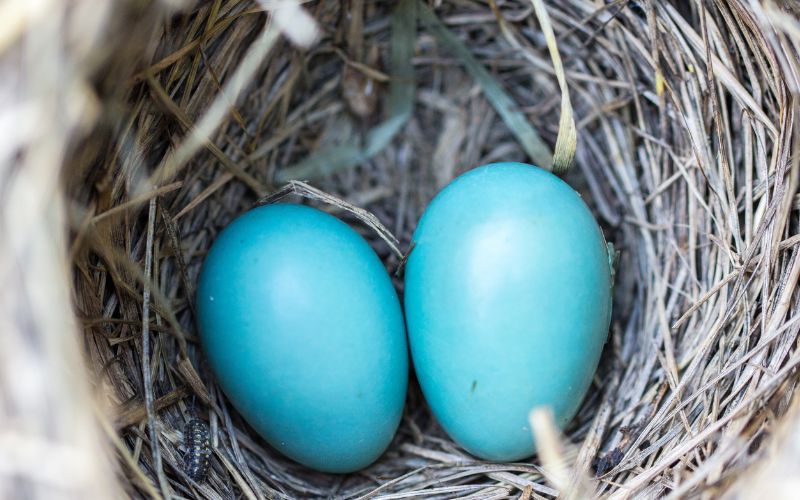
[3,0,800,498]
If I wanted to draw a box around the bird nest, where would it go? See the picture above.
[3,0,800,498]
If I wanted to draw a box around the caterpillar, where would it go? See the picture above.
[183,418,211,482]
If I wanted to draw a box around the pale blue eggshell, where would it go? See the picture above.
[197,204,408,473]
[404,162,612,462]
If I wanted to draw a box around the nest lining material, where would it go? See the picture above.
[3,0,800,498]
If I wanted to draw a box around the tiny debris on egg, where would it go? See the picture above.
[183,418,211,482]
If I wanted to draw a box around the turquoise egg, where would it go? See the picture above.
[196,204,408,473]
[404,162,612,461]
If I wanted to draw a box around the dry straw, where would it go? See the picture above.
[2,0,800,498]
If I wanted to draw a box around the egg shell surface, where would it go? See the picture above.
[404,162,612,461]
[197,204,408,473]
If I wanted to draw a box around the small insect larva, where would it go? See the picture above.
[183,418,211,482]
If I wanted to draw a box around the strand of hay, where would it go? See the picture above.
[3,0,800,498]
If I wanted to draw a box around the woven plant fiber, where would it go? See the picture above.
[2,0,800,498]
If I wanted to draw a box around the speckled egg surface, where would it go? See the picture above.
[404,162,612,461]
[197,204,408,473]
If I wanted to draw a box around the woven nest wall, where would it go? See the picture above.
[3,0,800,498]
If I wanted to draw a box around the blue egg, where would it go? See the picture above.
[404,162,612,461]
[197,204,408,473]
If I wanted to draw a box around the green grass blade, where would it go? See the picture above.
[277,0,416,182]
[418,0,552,169]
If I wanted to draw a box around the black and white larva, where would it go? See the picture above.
[183,418,211,481]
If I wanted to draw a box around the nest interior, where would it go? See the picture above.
[14,0,797,498]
